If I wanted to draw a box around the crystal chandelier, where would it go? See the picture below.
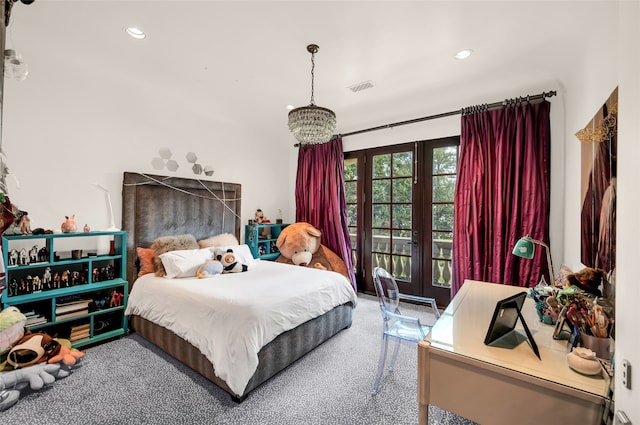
[288,44,336,145]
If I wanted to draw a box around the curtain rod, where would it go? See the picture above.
[337,90,557,139]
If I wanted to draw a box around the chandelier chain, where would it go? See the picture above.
[309,51,315,106]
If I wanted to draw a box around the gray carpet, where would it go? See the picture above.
[1,294,476,425]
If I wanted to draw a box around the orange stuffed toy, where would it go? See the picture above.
[47,343,84,366]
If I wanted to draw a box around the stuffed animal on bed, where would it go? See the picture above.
[216,249,248,273]
[275,222,349,281]
[196,259,224,278]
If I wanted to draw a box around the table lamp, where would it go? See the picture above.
[512,235,554,286]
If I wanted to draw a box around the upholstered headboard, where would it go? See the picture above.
[121,172,241,286]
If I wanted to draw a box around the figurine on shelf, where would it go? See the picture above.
[43,267,52,290]
[19,248,28,266]
[255,209,267,224]
[60,270,70,287]
[28,246,38,264]
[61,215,78,233]
[83,224,90,233]
[9,249,18,266]
[32,276,42,292]
[38,246,49,263]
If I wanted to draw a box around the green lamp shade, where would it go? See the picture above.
[512,237,535,259]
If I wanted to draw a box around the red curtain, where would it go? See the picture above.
[295,137,357,289]
[451,101,551,297]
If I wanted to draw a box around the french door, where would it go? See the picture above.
[344,137,458,306]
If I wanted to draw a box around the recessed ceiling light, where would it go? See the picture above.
[455,49,473,60]
[126,27,146,39]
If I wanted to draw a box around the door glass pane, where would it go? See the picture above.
[432,204,454,231]
[373,154,391,178]
[392,230,411,255]
[372,229,391,254]
[346,204,357,226]
[392,204,412,229]
[372,204,390,228]
[392,254,412,281]
[432,175,455,202]
[392,152,413,177]
[392,177,412,203]
[345,180,357,203]
[432,258,452,288]
[433,146,458,174]
[372,180,390,202]
[344,158,358,180]
[344,157,358,271]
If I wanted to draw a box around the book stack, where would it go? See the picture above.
[69,323,91,342]
[23,310,48,327]
[56,298,91,321]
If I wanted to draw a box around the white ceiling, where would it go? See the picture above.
[4,0,616,145]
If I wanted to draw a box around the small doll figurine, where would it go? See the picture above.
[255,209,265,224]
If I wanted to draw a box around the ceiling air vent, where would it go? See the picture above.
[348,80,374,93]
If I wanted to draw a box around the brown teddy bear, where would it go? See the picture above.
[275,222,349,281]
[566,267,608,297]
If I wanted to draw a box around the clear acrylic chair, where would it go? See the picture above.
[371,267,441,395]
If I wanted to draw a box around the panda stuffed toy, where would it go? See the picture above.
[216,248,248,273]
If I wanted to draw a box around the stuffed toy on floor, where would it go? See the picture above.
[275,222,350,281]
[0,306,85,411]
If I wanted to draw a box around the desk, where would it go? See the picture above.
[418,280,611,425]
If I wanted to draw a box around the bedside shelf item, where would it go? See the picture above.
[1,231,128,348]
[245,223,289,261]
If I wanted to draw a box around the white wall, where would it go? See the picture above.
[613,0,640,420]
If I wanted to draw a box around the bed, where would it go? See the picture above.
[121,172,356,401]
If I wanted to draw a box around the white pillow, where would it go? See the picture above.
[159,247,213,278]
[210,244,257,266]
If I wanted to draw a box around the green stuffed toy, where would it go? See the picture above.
[0,307,27,364]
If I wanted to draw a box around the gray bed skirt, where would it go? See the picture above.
[129,302,354,401]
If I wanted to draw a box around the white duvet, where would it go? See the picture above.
[125,260,357,395]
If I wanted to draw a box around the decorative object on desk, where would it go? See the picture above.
[484,291,541,360]
[288,44,336,146]
[274,222,350,281]
[529,283,560,325]
[566,347,602,376]
[565,267,607,297]
[60,215,77,233]
[579,332,610,360]
[512,235,554,286]
[92,183,118,231]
